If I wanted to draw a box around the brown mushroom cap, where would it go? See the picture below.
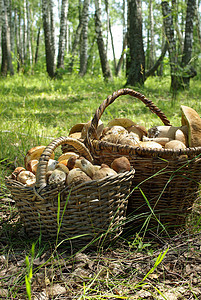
[127,124,147,139]
[67,155,78,170]
[67,168,92,186]
[27,159,39,175]
[24,146,54,169]
[58,152,79,162]
[164,140,186,150]
[92,167,117,180]
[181,105,201,147]
[111,157,131,173]
[11,167,26,180]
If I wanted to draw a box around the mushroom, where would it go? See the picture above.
[26,159,39,175]
[117,136,140,147]
[175,128,188,146]
[69,123,85,135]
[48,164,69,185]
[47,159,59,172]
[102,125,128,137]
[111,157,131,173]
[92,167,117,180]
[107,118,136,129]
[67,155,78,170]
[24,145,55,169]
[74,158,95,178]
[118,132,141,145]
[164,140,186,150]
[127,124,148,140]
[17,170,36,187]
[58,152,79,162]
[11,167,26,180]
[101,133,120,144]
[143,136,170,146]
[148,125,187,140]
[67,168,92,186]
[81,119,104,139]
[181,105,201,147]
[138,141,163,149]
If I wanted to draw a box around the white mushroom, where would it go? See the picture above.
[74,158,95,178]
[48,164,69,185]
[17,170,36,187]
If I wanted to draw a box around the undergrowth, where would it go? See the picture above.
[0,74,201,299]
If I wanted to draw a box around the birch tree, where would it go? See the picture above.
[57,0,68,69]
[79,0,89,76]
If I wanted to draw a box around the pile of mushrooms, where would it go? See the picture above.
[75,105,201,151]
[11,145,131,187]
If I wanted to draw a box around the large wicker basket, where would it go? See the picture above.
[5,137,135,246]
[84,88,201,233]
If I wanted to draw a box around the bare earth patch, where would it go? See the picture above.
[0,192,201,299]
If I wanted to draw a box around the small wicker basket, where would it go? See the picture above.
[5,137,135,245]
[84,88,201,233]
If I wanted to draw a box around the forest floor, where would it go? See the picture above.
[0,190,201,300]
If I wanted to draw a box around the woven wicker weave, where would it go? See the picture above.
[5,137,135,245]
[84,88,201,232]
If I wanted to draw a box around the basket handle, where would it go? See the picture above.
[35,136,93,189]
[86,88,171,145]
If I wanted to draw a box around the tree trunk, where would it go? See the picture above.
[42,0,55,78]
[145,41,168,80]
[0,0,14,76]
[35,27,40,64]
[147,0,155,69]
[161,1,180,92]
[79,0,89,76]
[116,32,127,76]
[57,0,68,69]
[181,0,196,88]
[94,0,113,81]
[126,0,145,86]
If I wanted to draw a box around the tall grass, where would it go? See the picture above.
[1,74,201,298]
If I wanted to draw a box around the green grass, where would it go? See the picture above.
[0,74,201,298]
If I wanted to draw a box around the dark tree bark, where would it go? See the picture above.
[35,27,40,64]
[161,1,180,92]
[57,0,68,69]
[126,0,145,86]
[0,0,14,76]
[42,0,55,78]
[94,0,113,81]
[145,41,168,80]
[181,0,196,88]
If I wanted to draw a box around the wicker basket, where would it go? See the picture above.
[5,136,135,245]
[84,88,201,232]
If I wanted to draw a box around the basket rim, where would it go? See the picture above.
[5,168,135,194]
[90,139,201,158]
